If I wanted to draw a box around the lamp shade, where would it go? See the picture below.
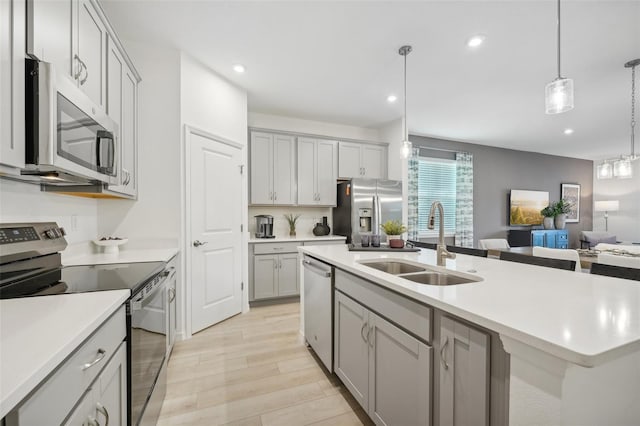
[545,78,574,114]
[594,200,619,212]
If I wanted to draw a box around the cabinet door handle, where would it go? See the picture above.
[76,55,88,85]
[440,337,450,370]
[274,192,277,201]
[83,348,106,370]
[269,192,273,200]
[168,288,176,303]
[368,325,374,348]
[360,322,368,343]
[96,402,110,426]
[87,415,100,426]
[73,54,83,80]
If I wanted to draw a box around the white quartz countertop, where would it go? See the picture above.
[249,235,346,244]
[0,290,130,418]
[299,245,640,367]
[63,248,179,266]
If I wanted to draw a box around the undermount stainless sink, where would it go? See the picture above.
[359,259,481,286]
[361,261,426,275]
[399,272,476,286]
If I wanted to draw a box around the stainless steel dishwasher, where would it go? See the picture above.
[302,255,333,371]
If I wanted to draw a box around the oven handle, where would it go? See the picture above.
[131,274,169,310]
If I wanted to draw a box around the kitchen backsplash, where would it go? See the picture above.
[0,179,98,244]
[248,206,333,237]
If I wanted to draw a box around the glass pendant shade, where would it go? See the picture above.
[613,157,633,178]
[545,78,574,114]
[401,140,412,159]
[596,162,613,179]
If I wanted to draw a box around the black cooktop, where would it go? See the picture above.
[0,261,165,299]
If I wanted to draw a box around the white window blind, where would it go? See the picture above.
[417,157,456,235]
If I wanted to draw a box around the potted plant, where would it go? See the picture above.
[553,199,572,230]
[380,220,407,248]
[284,213,301,237]
[540,205,555,230]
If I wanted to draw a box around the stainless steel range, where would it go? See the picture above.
[0,222,172,426]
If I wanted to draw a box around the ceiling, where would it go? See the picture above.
[102,1,640,160]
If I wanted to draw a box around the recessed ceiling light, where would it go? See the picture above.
[387,95,397,103]
[467,35,486,48]
[564,128,574,135]
[233,64,246,73]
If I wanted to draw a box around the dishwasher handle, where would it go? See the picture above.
[303,259,332,278]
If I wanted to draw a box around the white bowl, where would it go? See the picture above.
[93,238,128,254]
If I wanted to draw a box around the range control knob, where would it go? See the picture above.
[44,230,56,239]
[59,227,67,236]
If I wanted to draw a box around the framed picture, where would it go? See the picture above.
[561,183,580,223]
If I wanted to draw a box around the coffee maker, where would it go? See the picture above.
[254,215,275,238]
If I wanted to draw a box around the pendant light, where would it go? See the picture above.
[399,45,413,158]
[545,0,574,114]
[597,58,639,180]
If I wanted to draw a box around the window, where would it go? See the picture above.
[417,157,456,236]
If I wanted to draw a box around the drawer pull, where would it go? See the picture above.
[83,348,106,370]
[96,402,110,426]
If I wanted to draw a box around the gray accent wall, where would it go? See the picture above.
[410,135,593,248]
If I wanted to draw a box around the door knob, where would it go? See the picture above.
[193,240,208,247]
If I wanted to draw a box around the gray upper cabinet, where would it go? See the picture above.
[76,0,107,109]
[438,316,490,426]
[0,0,25,170]
[297,137,337,206]
[28,0,107,110]
[27,0,75,81]
[106,36,138,198]
[338,141,387,179]
[335,291,432,425]
[250,131,296,205]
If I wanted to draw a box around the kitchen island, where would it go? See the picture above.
[299,244,640,426]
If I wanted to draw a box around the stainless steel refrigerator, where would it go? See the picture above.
[332,179,403,244]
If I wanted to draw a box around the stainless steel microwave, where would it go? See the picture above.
[23,59,118,185]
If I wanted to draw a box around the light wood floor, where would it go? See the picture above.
[158,302,373,426]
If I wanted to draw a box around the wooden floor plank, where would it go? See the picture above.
[158,301,372,425]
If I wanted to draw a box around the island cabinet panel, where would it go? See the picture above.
[334,291,370,411]
[438,315,490,426]
[368,312,431,426]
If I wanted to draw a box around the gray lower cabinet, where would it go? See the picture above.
[64,342,127,426]
[335,291,432,425]
[437,315,490,426]
[253,253,299,300]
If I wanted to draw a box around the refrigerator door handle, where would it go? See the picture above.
[372,195,381,235]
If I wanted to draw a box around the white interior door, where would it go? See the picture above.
[190,129,243,334]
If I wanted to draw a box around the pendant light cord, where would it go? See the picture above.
[631,63,636,157]
[556,0,562,79]
[404,50,408,141]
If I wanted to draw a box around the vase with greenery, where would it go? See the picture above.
[540,205,555,230]
[284,213,300,237]
[553,199,572,230]
[380,220,407,248]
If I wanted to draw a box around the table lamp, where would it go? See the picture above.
[594,200,619,232]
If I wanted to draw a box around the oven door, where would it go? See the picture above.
[129,279,167,426]
[27,60,118,185]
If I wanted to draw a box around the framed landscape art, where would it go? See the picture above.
[561,183,580,223]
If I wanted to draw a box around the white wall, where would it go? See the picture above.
[97,42,182,242]
[377,118,408,226]
[592,161,640,242]
[0,179,97,244]
[249,112,381,142]
[182,54,248,145]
